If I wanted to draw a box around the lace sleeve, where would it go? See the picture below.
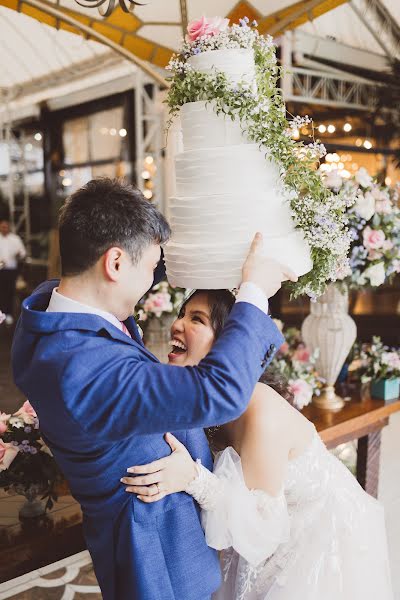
[185,447,290,567]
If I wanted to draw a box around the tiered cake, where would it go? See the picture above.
[164,48,313,289]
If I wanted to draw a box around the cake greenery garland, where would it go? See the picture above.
[166,17,352,299]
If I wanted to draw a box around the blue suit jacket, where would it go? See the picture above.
[11,281,283,600]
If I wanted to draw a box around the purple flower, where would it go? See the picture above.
[30,447,38,455]
[24,426,31,433]
[21,440,29,445]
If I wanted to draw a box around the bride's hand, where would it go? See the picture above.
[121,433,198,503]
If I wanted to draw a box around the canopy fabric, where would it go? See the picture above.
[0,0,346,83]
[0,0,399,98]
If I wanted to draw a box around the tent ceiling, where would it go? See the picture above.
[0,0,399,105]
[0,0,347,77]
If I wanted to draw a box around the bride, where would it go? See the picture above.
[122,289,393,600]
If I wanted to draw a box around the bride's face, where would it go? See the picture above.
[168,293,215,366]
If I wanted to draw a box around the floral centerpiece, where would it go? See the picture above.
[322,167,400,288]
[136,281,185,323]
[136,282,185,361]
[349,336,400,383]
[166,16,352,299]
[0,401,64,515]
[270,321,325,409]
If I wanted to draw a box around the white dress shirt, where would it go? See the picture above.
[46,282,269,330]
[0,233,26,269]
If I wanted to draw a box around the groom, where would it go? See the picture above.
[12,178,294,600]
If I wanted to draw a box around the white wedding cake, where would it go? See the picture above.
[164,47,313,289]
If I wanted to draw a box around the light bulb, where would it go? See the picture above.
[343,123,352,132]
[327,124,336,133]
[318,125,326,133]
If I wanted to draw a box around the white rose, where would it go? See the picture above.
[363,262,386,287]
[354,191,375,221]
[355,167,373,188]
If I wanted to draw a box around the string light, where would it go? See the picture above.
[119,128,127,137]
[145,156,154,165]
[355,139,363,147]
[343,123,352,132]
[34,133,42,141]
[363,140,372,149]
[318,124,326,133]
[141,170,150,179]
[292,129,300,139]
[327,124,336,133]
[143,189,153,199]
[62,177,72,187]
[109,128,117,136]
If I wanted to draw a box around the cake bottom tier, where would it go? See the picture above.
[164,229,313,290]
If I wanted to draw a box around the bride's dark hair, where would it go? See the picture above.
[184,289,294,404]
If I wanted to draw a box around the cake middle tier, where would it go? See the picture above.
[169,192,296,242]
[175,144,285,198]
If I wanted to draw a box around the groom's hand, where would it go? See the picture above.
[121,433,197,503]
[242,233,297,298]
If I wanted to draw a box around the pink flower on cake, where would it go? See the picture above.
[186,16,229,42]
[363,226,385,250]
[288,379,313,410]
[0,412,10,435]
[0,440,19,471]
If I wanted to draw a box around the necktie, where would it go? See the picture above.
[121,322,132,338]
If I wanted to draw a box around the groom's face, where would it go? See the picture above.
[168,294,215,366]
[117,243,161,319]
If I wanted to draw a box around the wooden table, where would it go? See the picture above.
[302,394,400,498]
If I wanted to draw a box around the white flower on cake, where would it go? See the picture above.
[165,16,352,298]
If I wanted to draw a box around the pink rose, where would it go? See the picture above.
[293,346,311,363]
[0,412,10,435]
[186,16,229,42]
[278,342,289,355]
[0,440,19,471]
[288,379,313,410]
[15,400,37,425]
[363,226,385,250]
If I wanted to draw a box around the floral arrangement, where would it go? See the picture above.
[136,281,185,322]
[166,16,352,299]
[270,321,325,409]
[322,167,400,288]
[348,336,400,384]
[0,401,64,510]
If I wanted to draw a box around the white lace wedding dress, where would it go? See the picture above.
[186,428,393,600]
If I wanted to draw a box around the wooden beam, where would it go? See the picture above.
[259,0,348,37]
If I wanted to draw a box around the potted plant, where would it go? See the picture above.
[0,401,64,518]
[349,337,400,402]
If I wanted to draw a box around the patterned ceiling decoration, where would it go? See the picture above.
[0,0,348,70]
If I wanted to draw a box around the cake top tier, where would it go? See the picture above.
[187,48,255,89]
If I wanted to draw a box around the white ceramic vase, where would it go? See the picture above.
[301,283,357,410]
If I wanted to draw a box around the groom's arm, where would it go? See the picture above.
[66,300,284,441]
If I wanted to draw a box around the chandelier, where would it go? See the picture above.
[74,0,147,17]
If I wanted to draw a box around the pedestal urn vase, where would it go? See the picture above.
[301,284,357,410]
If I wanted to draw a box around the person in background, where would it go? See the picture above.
[0,218,26,325]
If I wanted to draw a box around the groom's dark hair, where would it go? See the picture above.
[59,178,170,276]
